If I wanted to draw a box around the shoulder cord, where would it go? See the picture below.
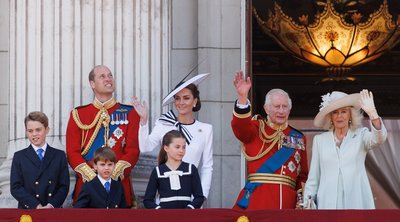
[241,119,284,161]
[72,108,110,156]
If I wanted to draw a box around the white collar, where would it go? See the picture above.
[97,175,111,186]
[32,143,48,153]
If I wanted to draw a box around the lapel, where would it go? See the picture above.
[108,179,117,198]
[36,145,56,178]
[25,145,42,168]
[93,177,109,198]
[341,129,356,152]
[327,131,338,155]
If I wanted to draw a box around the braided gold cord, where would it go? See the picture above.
[80,119,103,156]
[77,108,111,156]
[241,119,284,161]
[72,109,101,130]
[259,119,281,140]
[102,111,110,148]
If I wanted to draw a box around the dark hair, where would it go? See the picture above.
[174,83,201,112]
[24,111,49,128]
[158,130,186,165]
[93,146,117,164]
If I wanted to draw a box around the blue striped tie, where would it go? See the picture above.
[104,181,110,193]
[37,148,44,161]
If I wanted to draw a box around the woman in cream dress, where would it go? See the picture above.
[303,90,387,209]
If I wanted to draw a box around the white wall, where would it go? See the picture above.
[0,0,10,161]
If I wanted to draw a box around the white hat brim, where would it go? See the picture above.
[314,93,361,127]
[162,73,210,106]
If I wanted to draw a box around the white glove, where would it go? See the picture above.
[360,89,379,120]
[302,195,317,209]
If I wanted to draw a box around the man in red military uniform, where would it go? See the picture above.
[66,65,140,208]
[231,71,308,210]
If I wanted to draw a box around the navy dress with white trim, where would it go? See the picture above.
[144,162,204,209]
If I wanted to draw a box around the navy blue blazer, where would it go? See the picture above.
[10,145,70,209]
[74,176,127,209]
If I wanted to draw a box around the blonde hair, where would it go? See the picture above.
[321,107,364,130]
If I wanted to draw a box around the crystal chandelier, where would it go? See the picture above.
[254,0,400,81]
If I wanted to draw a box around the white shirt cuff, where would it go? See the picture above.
[236,99,250,109]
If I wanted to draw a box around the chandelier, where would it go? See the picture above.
[254,0,400,81]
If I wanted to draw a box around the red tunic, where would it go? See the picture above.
[232,110,308,210]
[66,101,140,207]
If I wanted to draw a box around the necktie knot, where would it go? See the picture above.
[104,181,110,193]
[37,148,44,160]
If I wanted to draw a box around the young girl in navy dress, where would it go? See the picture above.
[144,130,204,209]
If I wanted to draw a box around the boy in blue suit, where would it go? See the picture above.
[74,147,127,208]
[10,111,70,209]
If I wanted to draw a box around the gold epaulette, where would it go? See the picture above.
[112,160,132,180]
[74,163,96,182]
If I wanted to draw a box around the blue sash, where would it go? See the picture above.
[83,104,133,161]
[236,128,301,209]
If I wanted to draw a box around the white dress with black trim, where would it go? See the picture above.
[139,110,213,198]
[143,162,205,209]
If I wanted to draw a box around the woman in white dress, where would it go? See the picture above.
[133,73,213,199]
[303,89,387,209]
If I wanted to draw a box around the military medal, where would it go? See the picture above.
[113,127,123,139]
[123,113,129,124]
[115,114,120,125]
[288,161,296,173]
[110,115,116,125]
[108,137,116,148]
[294,151,301,164]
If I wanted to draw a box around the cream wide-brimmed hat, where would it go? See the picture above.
[162,73,210,106]
[313,91,361,127]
